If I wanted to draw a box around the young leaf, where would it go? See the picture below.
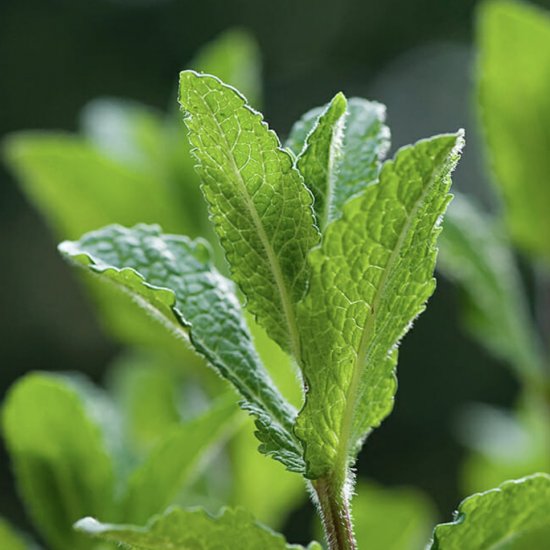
[179,70,320,359]
[59,224,304,472]
[478,0,550,262]
[294,93,347,228]
[296,133,463,479]
[121,394,240,524]
[2,373,115,550]
[431,473,550,549]
[76,507,321,550]
[438,193,545,385]
[288,96,390,228]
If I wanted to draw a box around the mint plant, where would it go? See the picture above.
[56,69,463,549]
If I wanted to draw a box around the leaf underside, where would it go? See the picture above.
[59,224,304,472]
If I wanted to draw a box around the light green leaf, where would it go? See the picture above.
[59,224,304,472]
[296,133,463,479]
[352,482,435,550]
[288,96,390,228]
[431,474,550,549]
[2,134,185,239]
[190,29,262,108]
[0,518,33,550]
[459,399,550,496]
[2,373,115,550]
[75,507,321,550]
[478,0,550,262]
[178,70,320,359]
[122,394,240,524]
[294,93,347,228]
[438,193,545,385]
[106,353,184,454]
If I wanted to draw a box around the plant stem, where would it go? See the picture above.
[313,476,357,550]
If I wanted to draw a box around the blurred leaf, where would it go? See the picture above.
[2,373,115,550]
[179,70,319,359]
[0,518,33,550]
[106,353,183,454]
[121,394,240,524]
[351,482,435,550]
[59,224,304,472]
[438,193,545,385]
[3,133,186,239]
[231,424,305,529]
[459,400,550,495]
[190,29,262,108]
[431,473,550,549]
[478,0,550,262]
[76,507,321,549]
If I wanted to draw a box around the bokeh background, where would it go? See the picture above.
[1,0,548,545]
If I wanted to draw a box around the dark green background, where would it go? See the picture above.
[1,0,546,544]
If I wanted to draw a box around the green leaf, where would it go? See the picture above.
[296,133,463,479]
[294,93,347,228]
[59,224,304,472]
[459,400,550,496]
[2,373,115,550]
[288,96,390,228]
[0,518,32,550]
[178,70,320,359]
[190,29,262,108]
[351,482,435,550]
[431,473,550,549]
[106,353,184,454]
[75,507,321,550]
[478,0,550,262]
[122,394,240,524]
[438,193,545,385]
[2,134,186,239]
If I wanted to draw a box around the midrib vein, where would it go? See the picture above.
[197,89,303,395]
[333,167,439,477]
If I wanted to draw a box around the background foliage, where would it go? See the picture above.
[1,0,550,546]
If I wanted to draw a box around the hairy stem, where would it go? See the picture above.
[313,476,356,550]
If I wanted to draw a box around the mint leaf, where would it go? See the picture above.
[59,224,304,472]
[294,93,347,228]
[2,373,115,550]
[122,394,240,524]
[179,70,320,359]
[478,0,550,262]
[431,473,550,549]
[438,193,545,384]
[288,96,390,228]
[76,507,321,550]
[296,133,463,479]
